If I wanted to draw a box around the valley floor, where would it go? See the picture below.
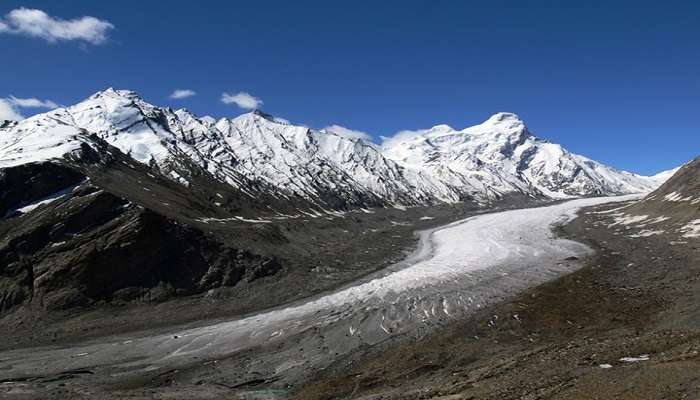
[1,198,697,399]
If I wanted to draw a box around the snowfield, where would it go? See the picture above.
[0,195,639,383]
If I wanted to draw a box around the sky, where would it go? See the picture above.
[1,0,698,174]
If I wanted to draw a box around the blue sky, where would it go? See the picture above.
[1,0,698,174]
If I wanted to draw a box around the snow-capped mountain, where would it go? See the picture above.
[0,89,670,211]
[381,112,666,199]
[212,111,443,207]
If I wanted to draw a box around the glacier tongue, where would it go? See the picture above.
[0,89,670,209]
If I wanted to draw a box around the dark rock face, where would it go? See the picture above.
[0,120,16,129]
[0,161,283,314]
[0,163,85,218]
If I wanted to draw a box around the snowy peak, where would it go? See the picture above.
[86,88,157,107]
[83,88,150,113]
[481,112,528,133]
[462,112,530,142]
[487,112,521,123]
[89,87,138,98]
[389,112,530,146]
[250,109,278,122]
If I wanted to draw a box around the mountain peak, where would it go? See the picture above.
[428,124,455,133]
[88,87,142,102]
[200,115,217,126]
[251,109,277,121]
[486,112,521,123]
[232,109,291,125]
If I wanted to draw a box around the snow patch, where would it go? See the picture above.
[3,181,83,218]
[619,354,650,363]
[663,192,693,202]
[196,216,272,224]
[629,230,664,238]
[608,213,649,227]
[680,219,700,238]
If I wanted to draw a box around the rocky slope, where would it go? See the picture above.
[597,157,698,240]
[0,143,285,315]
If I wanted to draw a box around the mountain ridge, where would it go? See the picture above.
[0,88,674,212]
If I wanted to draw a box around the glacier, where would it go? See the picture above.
[0,195,640,382]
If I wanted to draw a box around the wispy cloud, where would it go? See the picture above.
[221,92,263,110]
[0,8,114,45]
[323,124,372,141]
[169,89,196,99]
[9,96,60,109]
[0,99,23,121]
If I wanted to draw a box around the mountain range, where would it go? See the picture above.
[0,89,672,214]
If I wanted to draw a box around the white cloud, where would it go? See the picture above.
[323,124,372,141]
[0,8,114,44]
[221,92,263,110]
[9,96,60,109]
[380,129,428,148]
[0,95,61,121]
[0,99,24,121]
[169,89,196,99]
